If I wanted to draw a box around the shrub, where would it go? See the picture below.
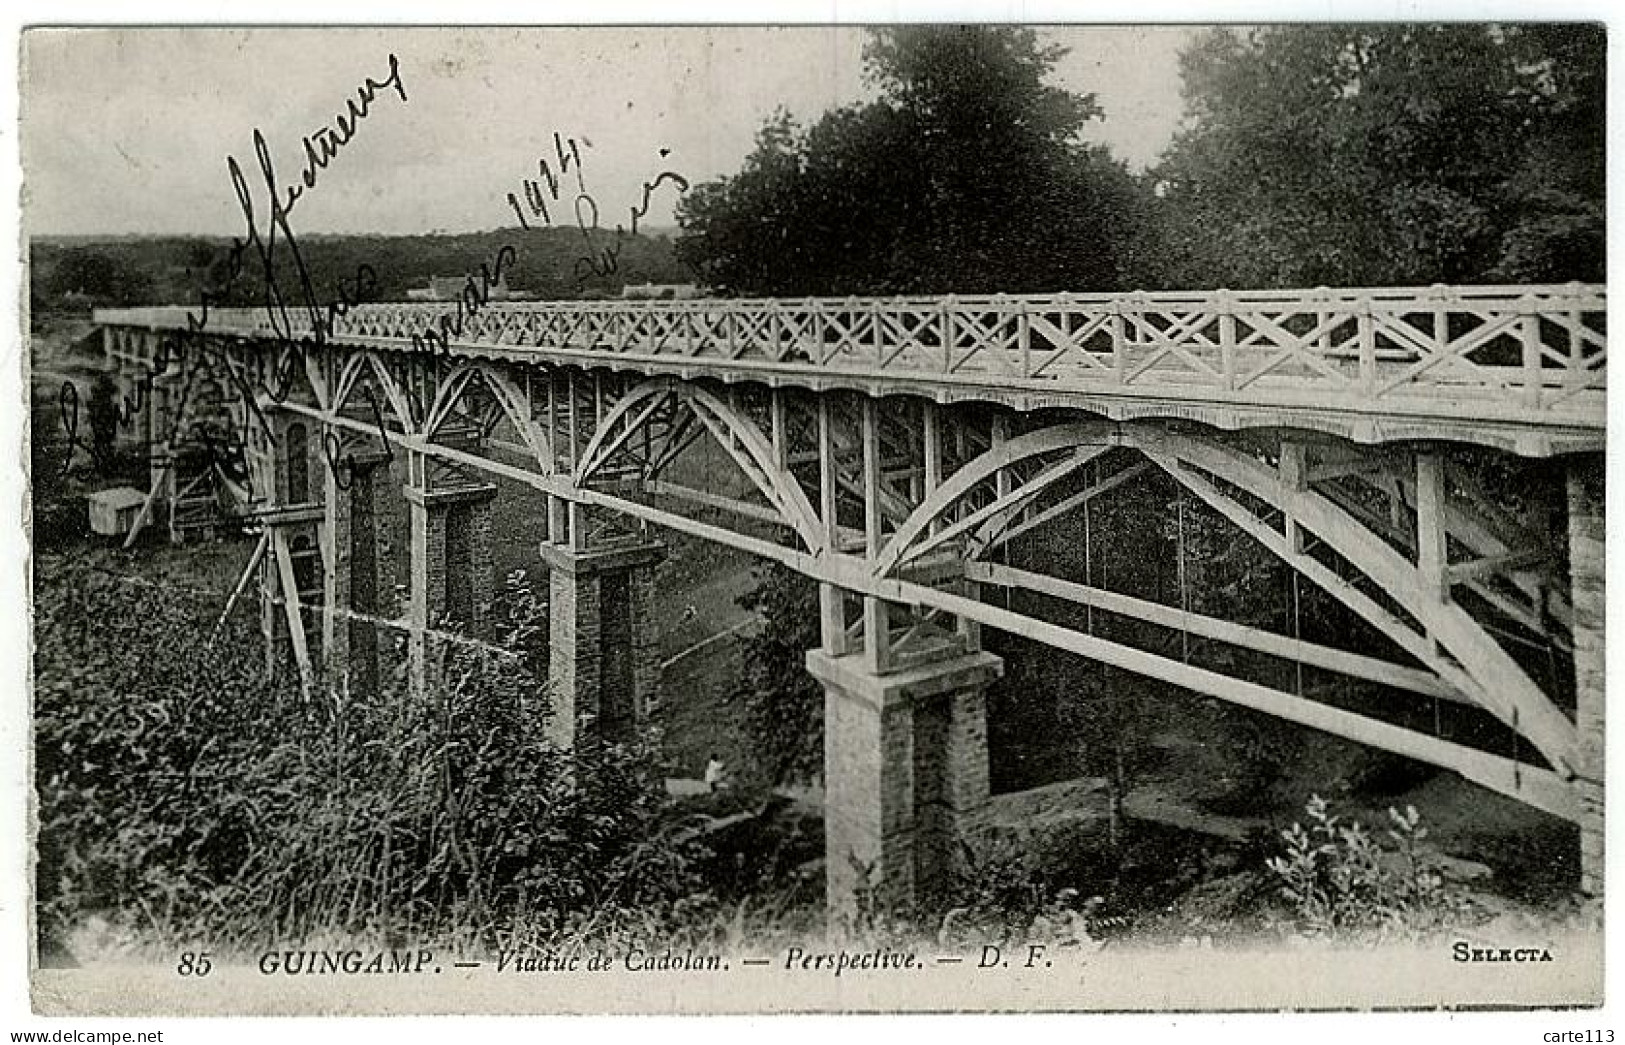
[34,551,711,954]
[1265,794,1471,938]
[936,842,1101,950]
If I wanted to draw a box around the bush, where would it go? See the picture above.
[832,835,1109,949]
[935,842,1101,951]
[35,552,712,954]
[1264,794,1472,938]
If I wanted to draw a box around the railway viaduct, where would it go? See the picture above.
[94,282,1607,917]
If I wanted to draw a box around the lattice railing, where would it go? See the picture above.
[96,283,1607,422]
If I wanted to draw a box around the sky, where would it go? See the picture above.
[21,26,1197,238]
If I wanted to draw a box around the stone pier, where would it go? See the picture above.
[1567,452,1604,899]
[320,443,353,685]
[321,447,406,693]
[406,481,497,698]
[538,539,664,749]
[807,644,1002,922]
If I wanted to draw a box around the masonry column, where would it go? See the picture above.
[331,450,389,693]
[1567,452,1604,899]
[370,453,407,688]
[109,357,145,463]
[256,409,295,682]
[807,637,1002,924]
[320,437,355,688]
[148,374,176,524]
[405,478,497,699]
[444,490,496,637]
[538,536,665,750]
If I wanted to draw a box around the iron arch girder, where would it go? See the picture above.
[975,459,1154,555]
[333,350,422,436]
[671,386,828,554]
[272,386,1582,821]
[424,365,483,437]
[574,381,676,484]
[1147,454,1492,703]
[937,450,1104,564]
[1133,428,1577,778]
[1343,464,1569,629]
[1330,475,1569,646]
[873,422,1113,578]
[574,378,828,554]
[249,341,327,419]
[268,344,304,401]
[887,566,1580,824]
[303,345,330,411]
[421,362,529,447]
[481,367,556,476]
[333,352,371,414]
[895,416,1579,779]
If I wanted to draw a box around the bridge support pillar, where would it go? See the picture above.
[406,482,497,700]
[146,377,177,535]
[332,450,400,694]
[538,539,664,750]
[321,452,352,686]
[807,644,1002,925]
[1567,453,1604,899]
[105,358,151,468]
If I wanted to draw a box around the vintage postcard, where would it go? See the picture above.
[12,18,1611,1024]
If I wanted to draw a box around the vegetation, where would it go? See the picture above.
[936,844,1103,950]
[731,562,824,786]
[29,226,692,318]
[1155,24,1605,289]
[676,27,1157,296]
[35,557,712,953]
[1265,795,1472,937]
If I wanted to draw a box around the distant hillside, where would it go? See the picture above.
[28,227,697,317]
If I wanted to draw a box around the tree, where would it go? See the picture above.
[731,562,824,785]
[678,26,1159,296]
[40,246,154,308]
[1155,25,1605,289]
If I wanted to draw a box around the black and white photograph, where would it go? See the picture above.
[9,14,1612,1025]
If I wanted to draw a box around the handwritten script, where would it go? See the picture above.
[506,132,689,281]
[61,61,692,517]
[59,53,411,493]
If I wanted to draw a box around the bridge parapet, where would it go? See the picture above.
[96,282,1605,453]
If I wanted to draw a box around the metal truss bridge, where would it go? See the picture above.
[94,281,1607,913]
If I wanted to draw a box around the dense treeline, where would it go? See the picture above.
[1155,25,1605,288]
[676,28,1157,296]
[33,25,1602,315]
[679,24,1603,296]
[29,226,692,317]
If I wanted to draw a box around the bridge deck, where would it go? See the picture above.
[96,283,1606,454]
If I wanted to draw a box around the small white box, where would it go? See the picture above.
[87,486,149,537]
